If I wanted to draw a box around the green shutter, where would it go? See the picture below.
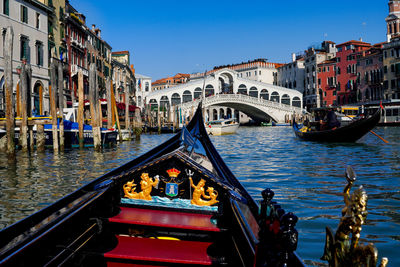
[4,0,9,15]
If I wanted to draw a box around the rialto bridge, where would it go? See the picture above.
[143,68,306,123]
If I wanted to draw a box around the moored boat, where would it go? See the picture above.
[292,108,381,142]
[0,104,304,267]
[206,118,239,135]
[0,118,117,148]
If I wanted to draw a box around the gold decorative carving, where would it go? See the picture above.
[321,166,388,267]
[189,177,219,206]
[123,173,159,200]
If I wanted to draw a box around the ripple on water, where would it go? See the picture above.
[0,127,399,266]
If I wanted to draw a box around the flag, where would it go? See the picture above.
[138,79,141,90]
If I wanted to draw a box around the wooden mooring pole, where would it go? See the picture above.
[134,108,142,140]
[58,60,64,151]
[106,78,112,129]
[125,77,131,140]
[4,26,15,155]
[89,64,101,151]
[19,62,29,152]
[77,70,84,148]
[111,80,122,141]
[50,60,59,152]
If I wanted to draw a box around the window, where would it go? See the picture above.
[3,0,9,15]
[36,41,43,66]
[36,13,40,29]
[21,5,28,23]
[20,36,29,62]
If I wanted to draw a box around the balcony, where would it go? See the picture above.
[71,64,88,77]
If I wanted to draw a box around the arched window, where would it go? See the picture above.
[249,87,258,98]
[138,96,142,106]
[194,87,202,99]
[219,108,225,119]
[270,92,280,102]
[238,84,247,95]
[260,89,269,100]
[227,108,232,119]
[213,109,218,120]
[171,93,181,106]
[182,90,192,103]
[149,99,158,111]
[0,76,4,112]
[160,96,169,111]
[292,96,301,107]
[281,94,290,105]
[205,84,214,97]
[33,82,43,115]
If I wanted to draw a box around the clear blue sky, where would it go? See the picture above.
[72,0,387,81]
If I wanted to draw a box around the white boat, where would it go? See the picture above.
[205,118,239,135]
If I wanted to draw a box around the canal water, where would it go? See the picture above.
[0,126,399,266]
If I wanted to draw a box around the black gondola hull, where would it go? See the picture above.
[1,104,305,267]
[293,109,381,142]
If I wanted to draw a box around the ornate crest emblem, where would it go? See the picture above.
[166,182,178,197]
[164,168,181,198]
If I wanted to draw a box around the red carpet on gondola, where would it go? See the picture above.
[109,207,220,232]
[104,235,213,265]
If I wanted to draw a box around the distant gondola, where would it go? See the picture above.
[292,108,381,142]
[0,104,304,267]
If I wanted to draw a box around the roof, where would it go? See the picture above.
[112,51,130,55]
[336,40,372,47]
[318,59,336,66]
[136,73,151,79]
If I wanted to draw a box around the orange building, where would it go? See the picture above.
[152,73,190,90]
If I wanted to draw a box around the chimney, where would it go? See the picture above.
[359,37,363,42]
[292,53,296,62]
[92,24,96,31]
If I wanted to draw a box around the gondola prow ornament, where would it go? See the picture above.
[321,166,388,267]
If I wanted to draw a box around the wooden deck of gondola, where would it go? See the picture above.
[104,235,213,266]
[109,207,220,232]
[104,206,223,266]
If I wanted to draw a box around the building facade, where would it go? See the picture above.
[356,44,384,102]
[1,0,52,115]
[317,59,337,106]
[64,1,87,103]
[303,41,336,109]
[276,54,305,94]
[111,51,135,105]
[135,73,152,108]
[335,40,372,105]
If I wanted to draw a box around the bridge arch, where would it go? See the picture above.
[205,85,214,97]
[149,98,158,110]
[249,87,258,98]
[194,87,202,99]
[270,91,280,102]
[281,94,290,105]
[218,71,234,94]
[292,96,301,107]
[260,89,269,100]
[171,93,181,106]
[160,96,169,110]
[238,84,247,95]
[182,90,192,103]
